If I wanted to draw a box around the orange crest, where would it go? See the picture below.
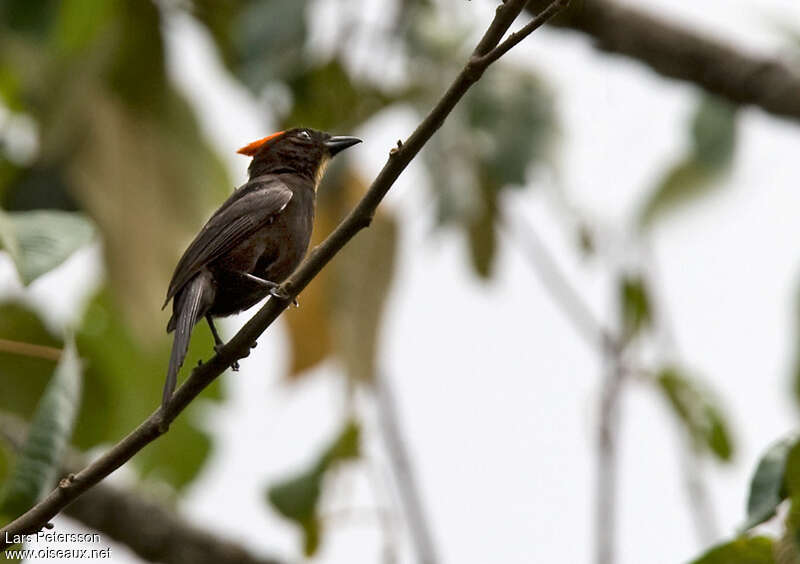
[236,131,285,156]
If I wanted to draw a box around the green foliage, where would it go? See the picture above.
[0,210,94,285]
[0,303,63,419]
[782,442,800,556]
[656,367,733,461]
[465,71,555,188]
[0,0,60,37]
[1,339,81,519]
[74,289,220,489]
[467,180,498,278]
[267,420,360,556]
[284,61,397,132]
[741,436,797,531]
[689,536,775,564]
[193,0,309,90]
[639,95,737,228]
[0,442,11,493]
[1,165,78,212]
[0,0,231,338]
[427,65,555,279]
[691,96,737,169]
[619,274,651,340]
[190,0,246,70]
[52,0,116,56]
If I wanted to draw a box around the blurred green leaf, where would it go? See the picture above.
[692,96,737,169]
[741,436,797,532]
[232,0,309,90]
[0,0,59,37]
[424,64,554,280]
[657,367,734,462]
[191,0,250,71]
[467,181,498,279]
[318,419,359,468]
[0,63,22,110]
[0,303,63,420]
[52,0,115,55]
[268,470,320,555]
[2,165,79,212]
[0,210,94,285]
[619,274,651,340]
[783,442,800,554]
[689,536,775,564]
[0,442,11,493]
[1,339,81,518]
[267,419,360,556]
[639,95,737,228]
[465,68,555,187]
[106,0,167,113]
[75,288,220,489]
[707,407,733,462]
[284,61,397,132]
[785,442,800,500]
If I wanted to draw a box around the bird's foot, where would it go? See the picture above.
[214,344,240,371]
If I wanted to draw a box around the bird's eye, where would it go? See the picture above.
[298,130,311,140]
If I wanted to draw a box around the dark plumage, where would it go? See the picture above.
[162,128,361,409]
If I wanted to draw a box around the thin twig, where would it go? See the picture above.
[0,0,569,550]
[679,443,718,546]
[0,338,62,361]
[375,371,438,564]
[476,0,568,67]
[502,213,614,352]
[596,352,625,564]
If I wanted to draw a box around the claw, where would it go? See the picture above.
[214,344,240,371]
[269,286,290,300]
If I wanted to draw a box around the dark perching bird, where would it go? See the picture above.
[162,128,361,410]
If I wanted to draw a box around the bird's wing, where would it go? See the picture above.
[164,177,293,306]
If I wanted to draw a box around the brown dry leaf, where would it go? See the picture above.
[284,166,397,382]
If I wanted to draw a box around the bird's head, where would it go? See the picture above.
[237,128,362,185]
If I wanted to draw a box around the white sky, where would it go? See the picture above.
[13,0,800,563]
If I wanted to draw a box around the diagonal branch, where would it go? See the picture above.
[526,0,800,122]
[0,0,569,551]
[0,412,283,564]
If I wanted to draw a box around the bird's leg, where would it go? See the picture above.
[241,273,299,307]
[206,315,239,371]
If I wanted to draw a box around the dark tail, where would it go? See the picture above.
[163,273,212,411]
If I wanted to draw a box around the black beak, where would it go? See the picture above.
[324,136,362,156]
